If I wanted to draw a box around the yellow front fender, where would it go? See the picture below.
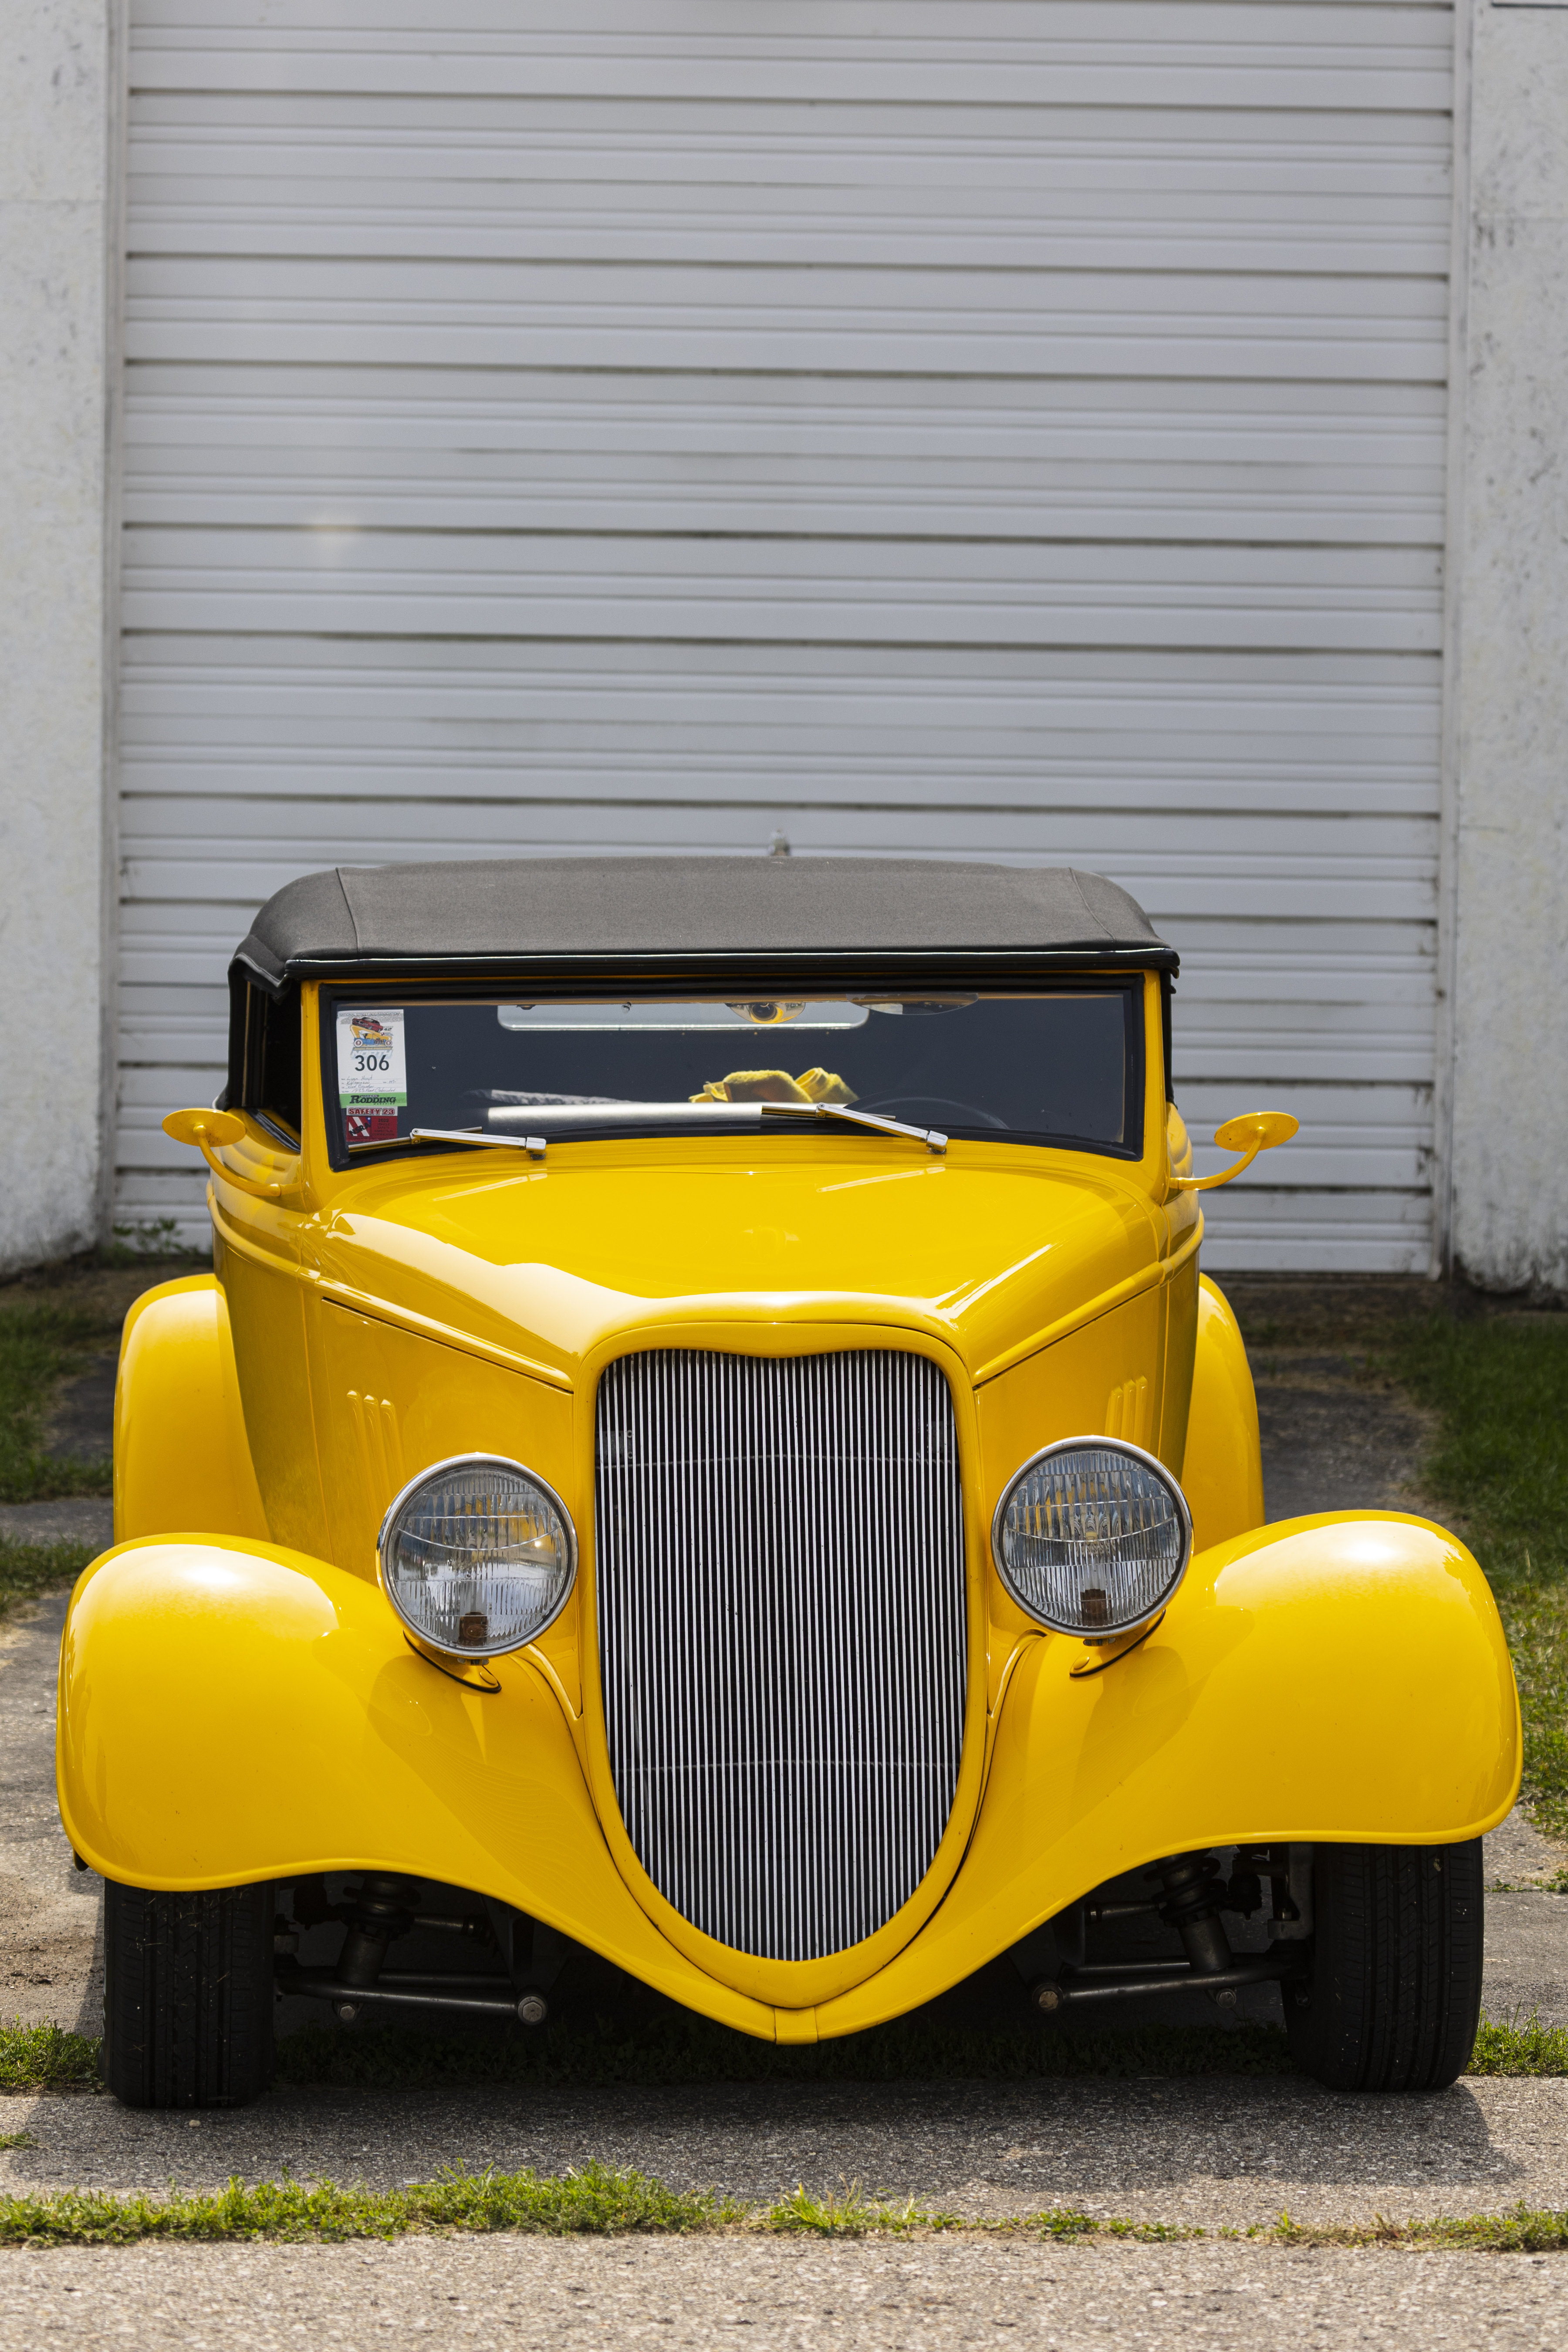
[59,1514,1519,2046]
[819,1511,1521,2035]
[115,1277,267,1545]
[1180,1274,1265,1551]
[56,1538,774,2038]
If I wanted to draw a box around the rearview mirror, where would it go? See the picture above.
[161,1106,284,1201]
[1172,1110,1298,1193]
[162,1107,245,1151]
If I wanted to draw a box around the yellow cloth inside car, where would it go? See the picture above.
[690,1068,858,1106]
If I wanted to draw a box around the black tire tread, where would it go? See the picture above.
[102,1880,275,2109]
[1285,1841,1484,2093]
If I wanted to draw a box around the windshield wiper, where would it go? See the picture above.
[412,1125,547,1159]
[760,1101,947,1155]
[478,1102,946,1152]
[347,1126,547,1159]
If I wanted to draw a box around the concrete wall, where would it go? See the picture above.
[0,0,116,1273]
[1448,0,1568,1292]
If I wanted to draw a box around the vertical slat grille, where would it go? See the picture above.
[595,1348,966,1963]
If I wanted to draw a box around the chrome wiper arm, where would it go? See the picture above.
[358,1108,942,1158]
[412,1126,547,1159]
[483,1100,946,1152]
[760,1101,947,1155]
[347,1126,547,1159]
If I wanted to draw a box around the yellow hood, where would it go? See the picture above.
[315,1136,1162,1388]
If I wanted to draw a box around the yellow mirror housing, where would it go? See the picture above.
[162,1106,284,1200]
[1173,1110,1298,1193]
[162,1107,245,1151]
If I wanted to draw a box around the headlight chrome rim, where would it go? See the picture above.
[990,1434,1192,1638]
[377,1452,577,1659]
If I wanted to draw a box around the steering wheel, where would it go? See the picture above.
[859,1095,1009,1130]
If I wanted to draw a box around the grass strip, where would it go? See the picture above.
[0,1540,97,1629]
[765,2188,1199,2240]
[0,2161,741,2247]
[767,2183,966,2235]
[0,1304,114,1506]
[1381,1314,1568,1839]
[0,2026,101,2095]
[1467,2011,1568,2075]
[1263,2205,1568,2252]
[5,2168,1568,2250]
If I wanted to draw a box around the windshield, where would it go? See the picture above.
[324,987,1140,1164]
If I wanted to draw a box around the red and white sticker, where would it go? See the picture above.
[345,1108,400,1145]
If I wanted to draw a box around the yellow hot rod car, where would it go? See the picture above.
[59,858,1517,2107]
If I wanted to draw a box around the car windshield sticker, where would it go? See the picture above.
[337,1008,407,1144]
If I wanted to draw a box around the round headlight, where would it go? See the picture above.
[991,1437,1191,1638]
[377,1455,575,1658]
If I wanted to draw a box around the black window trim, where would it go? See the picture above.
[312,972,1149,1176]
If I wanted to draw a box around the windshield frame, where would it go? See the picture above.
[316,973,1146,1174]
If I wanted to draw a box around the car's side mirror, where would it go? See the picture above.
[162,1106,285,1200]
[1170,1110,1298,1193]
[164,1106,244,1152]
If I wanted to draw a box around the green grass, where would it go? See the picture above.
[767,2182,966,2235]
[1385,1315,1568,1583]
[0,1304,113,1505]
[1382,1314,1568,1838]
[1493,1586,1568,1842]
[1468,2011,1568,2075]
[4,2165,1568,2249]
[1267,2206,1568,2252]
[764,2188,1193,2240]
[0,2161,740,2247]
[0,2025,101,2095]
[0,1539,98,1628]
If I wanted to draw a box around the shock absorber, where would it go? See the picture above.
[1150,1852,1237,2007]
[332,1873,412,2020]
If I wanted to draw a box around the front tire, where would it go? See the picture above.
[1284,1841,1484,2092]
[101,1879,275,2108]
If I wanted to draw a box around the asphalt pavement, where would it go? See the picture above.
[5,2236,1568,2352]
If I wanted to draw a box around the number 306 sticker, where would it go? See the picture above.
[337,1007,408,1124]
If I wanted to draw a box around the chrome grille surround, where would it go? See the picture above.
[595,1347,967,1963]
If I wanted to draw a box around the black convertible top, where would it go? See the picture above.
[230,857,1176,994]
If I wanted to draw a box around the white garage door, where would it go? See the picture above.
[117,0,1453,1269]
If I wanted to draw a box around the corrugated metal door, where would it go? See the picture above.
[118,1,1452,1268]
